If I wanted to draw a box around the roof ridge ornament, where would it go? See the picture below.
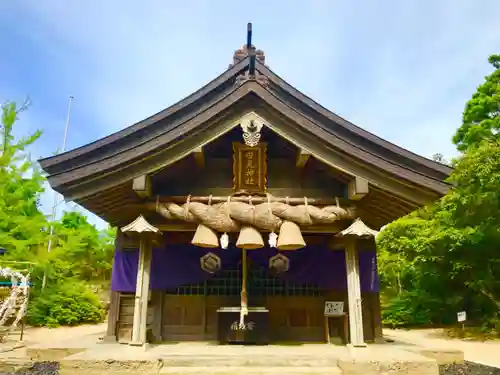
[230,23,266,67]
[232,23,269,87]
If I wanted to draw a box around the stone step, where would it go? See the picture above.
[157,355,339,368]
[59,360,343,375]
[160,366,343,375]
[0,358,34,374]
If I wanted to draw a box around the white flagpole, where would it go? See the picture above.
[41,96,73,290]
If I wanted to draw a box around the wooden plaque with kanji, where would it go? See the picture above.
[232,142,267,195]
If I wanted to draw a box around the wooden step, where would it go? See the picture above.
[157,355,339,368]
[160,366,343,374]
[57,367,342,375]
[160,366,342,375]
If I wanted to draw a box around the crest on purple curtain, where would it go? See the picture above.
[200,252,221,274]
[111,243,380,293]
[268,253,290,274]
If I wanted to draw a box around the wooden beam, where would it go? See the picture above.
[296,148,311,168]
[150,195,352,206]
[132,174,151,198]
[193,146,205,168]
[348,177,369,200]
[369,187,418,211]
[153,221,348,233]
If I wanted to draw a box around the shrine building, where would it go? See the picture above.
[38,27,451,348]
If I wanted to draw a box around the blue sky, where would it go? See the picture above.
[1,1,499,229]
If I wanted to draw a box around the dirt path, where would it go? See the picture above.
[384,328,500,368]
[20,322,107,345]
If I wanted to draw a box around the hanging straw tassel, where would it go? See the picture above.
[236,226,264,249]
[277,197,307,251]
[192,195,220,248]
[192,224,219,248]
[236,197,264,250]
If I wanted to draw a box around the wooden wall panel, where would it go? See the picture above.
[153,158,346,199]
[115,291,380,343]
[162,295,206,341]
[116,293,154,343]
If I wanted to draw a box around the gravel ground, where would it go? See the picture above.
[2,362,59,375]
[440,362,500,375]
[0,360,498,375]
[385,328,500,368]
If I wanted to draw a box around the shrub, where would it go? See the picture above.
[382,290,439,328]
[27,281,104,327]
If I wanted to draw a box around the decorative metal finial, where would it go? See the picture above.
[247,23,252,49]
[247,23,256,76]
[232,23,268,86]
[230,24,266,66]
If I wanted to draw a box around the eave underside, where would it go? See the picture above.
[77,181,419,230]
[76,128,424,231]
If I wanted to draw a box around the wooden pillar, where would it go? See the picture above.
[104,290,120,342]
[120,215,161,348]
[336,218,378,347]
[151,290,164,342]
[345,239,366,347]
[131,236,152,346]
[372,292,384,343]
[104,233,123,342]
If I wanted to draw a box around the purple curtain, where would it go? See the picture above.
[111,245,241,292]
[111,244,379,293]
[246,246,379,291]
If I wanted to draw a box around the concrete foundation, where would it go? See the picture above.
[0,337,461,375]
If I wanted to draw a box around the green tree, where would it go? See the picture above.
[46,211,115,283]
[431,153,450,165]
[438,141,500,310]
[453,55,500,152]
[379,54,500,332]
[0,100,115,327]
[378,140,500,327]
[0,100,47,281]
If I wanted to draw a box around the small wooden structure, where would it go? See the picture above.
[38,28,451,348]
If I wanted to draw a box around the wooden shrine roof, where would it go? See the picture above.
[38,44,452,227]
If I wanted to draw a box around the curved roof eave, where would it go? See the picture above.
[47,82,450,205]
[39,57,251,171]
[39,55,452,194]
[255,61,452,177]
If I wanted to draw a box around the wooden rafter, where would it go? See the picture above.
[296,148,311,168]
[192,146,205,168]
[348,176,369,200]
[132,174,152,198]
